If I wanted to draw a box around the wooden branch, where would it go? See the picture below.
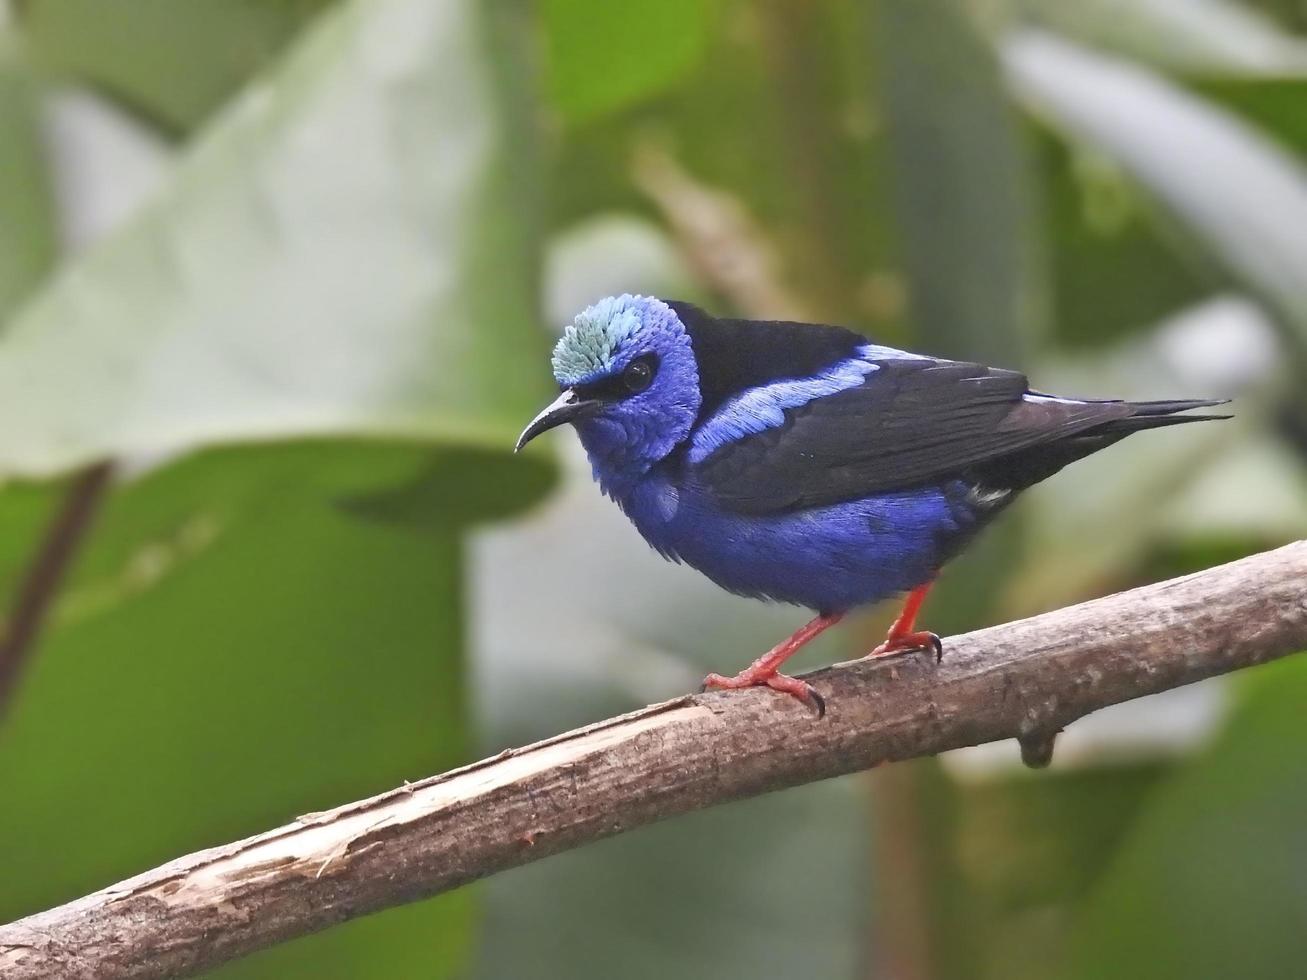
[3,541,1305,980]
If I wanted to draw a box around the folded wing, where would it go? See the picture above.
[690,357,1183,514]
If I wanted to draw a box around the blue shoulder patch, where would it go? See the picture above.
[687,346,881,463]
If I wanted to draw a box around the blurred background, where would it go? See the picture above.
[0,0,1304,977]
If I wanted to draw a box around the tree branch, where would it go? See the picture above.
[3,541,1305,980]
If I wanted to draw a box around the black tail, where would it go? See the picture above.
[971,398,1231,492]
[1090,398,1232,437]
[1128,397,1230,415]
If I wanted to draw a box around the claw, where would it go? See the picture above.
[766,673,825,718]
[869,583,942,663]
[698,612,843,718]
[808,686,826,719]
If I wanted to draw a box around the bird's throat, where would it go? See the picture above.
[575,419,657,503]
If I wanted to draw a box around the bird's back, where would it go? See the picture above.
[667,301,1224,515]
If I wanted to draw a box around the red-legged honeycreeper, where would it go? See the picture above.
[516,295,1228,716]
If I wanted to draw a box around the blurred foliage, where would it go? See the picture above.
[1070,657,1307,979]
[0,0,550,481]
[0,0,551,976]
[0,0,1303,978]
[1006,29,1307,360]
[874,0,1042,363]
[17,0,336,134]
[475,780,870,980]
[1036,132,1214,348]
[994,0,1307,74]
[0,37,55,320]
[541,0,715,124]
[0,447,478,978]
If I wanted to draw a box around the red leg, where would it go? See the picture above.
[702,612,845,717]
[867,581,942,662]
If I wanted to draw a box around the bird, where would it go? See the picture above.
[515,294,1227,716]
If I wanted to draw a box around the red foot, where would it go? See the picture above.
[868,629,942,661]
[866,582,943,663]
[701,668,825,716]
[701,612,844,717]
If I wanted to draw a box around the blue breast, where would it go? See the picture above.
[618,473,984,613]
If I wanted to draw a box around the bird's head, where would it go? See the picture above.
[516,294,702,497]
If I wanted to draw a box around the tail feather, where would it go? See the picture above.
[970,397,1230,492]
[1094,398,1232,437]
[1125,397,1231,416]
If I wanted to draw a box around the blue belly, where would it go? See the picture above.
[620,475,985,613]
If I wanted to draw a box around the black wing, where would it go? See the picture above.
[669,300,869,421]
[689,357,1140,515]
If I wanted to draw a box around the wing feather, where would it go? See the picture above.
[690,358,1132,514]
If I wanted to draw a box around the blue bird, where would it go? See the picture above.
[516,295,1227,715]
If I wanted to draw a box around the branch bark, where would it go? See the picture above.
[3,541,1306,980]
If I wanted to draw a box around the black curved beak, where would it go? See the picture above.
[515,389,597,452]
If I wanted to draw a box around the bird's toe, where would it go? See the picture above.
[764,673,825,718]
[868,629,943,662]
[701,668,826,718]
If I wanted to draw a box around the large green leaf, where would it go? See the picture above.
[0,0,553,975]
[1068,656,1307,980]
[874,0,1042,363]
[0,36,56,324]
[1004,31,1307,355]
[0,449,477,979]
[0,0,551,488]
[18,0,335,134]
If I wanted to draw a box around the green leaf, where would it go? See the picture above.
[0,0,553,509]
[1068,656,1307,980]
[1004,31,1307,354]
[17,0,336,134]
[0,36,57,323]
[874,0,1042,362]
[541,0,712,124]
[0,450,477,979]
[0,0,554,974]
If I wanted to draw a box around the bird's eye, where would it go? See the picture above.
[622,355,657,394]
